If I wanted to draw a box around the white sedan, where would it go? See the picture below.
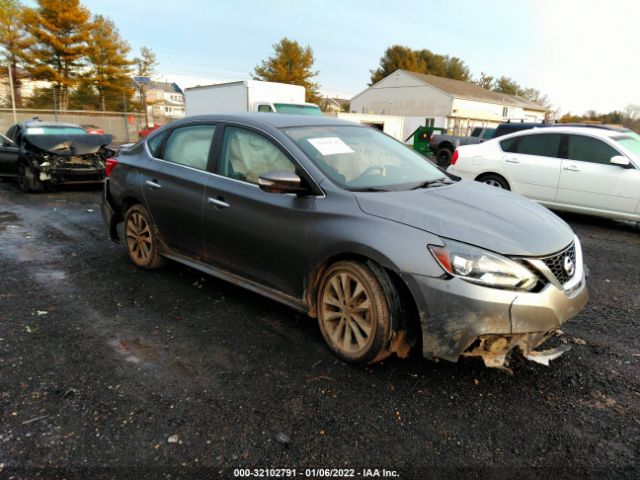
[447,126,640,223]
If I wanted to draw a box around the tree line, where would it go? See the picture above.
[0,0,157,112]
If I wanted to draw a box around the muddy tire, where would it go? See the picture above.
[123,204,166,269]
[317,261,393,364]
[17,164,43,193]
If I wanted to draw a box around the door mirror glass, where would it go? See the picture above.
[258,170,304,194]
[610,155,630,167]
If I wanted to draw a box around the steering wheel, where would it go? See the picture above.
[356,165,384,179]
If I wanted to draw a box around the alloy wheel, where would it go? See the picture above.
[320,271,374,355]
[125,212,152,263]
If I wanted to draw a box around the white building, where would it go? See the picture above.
[350,70,547,137]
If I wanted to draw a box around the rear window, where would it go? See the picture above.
[25,126,87,135]
[481,128,496,139]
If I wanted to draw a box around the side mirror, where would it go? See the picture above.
[258,170,305,194]
[610,155,630,167]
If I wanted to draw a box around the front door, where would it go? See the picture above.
[502,132,562,201]
[203,125,316,298]
[142,124,216,258]
[556,134,640,215]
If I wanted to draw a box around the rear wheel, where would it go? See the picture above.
[436,148,452,167]
[317,261,392,364]
[478,174,510,190]
[123,204,165,269]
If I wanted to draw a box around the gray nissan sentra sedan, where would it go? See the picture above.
[101,114,588,370]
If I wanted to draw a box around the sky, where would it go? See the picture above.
[39,0,640,114]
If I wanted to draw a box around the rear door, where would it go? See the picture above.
[556,134,640,214]
[502,132,562,201]
[0,134,19,177]
[142,124,217,257]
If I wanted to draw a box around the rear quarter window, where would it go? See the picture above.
[499,137,518,152]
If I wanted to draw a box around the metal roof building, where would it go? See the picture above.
[349,70,547,135]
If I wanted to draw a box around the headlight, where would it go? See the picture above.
[429,240,538,291]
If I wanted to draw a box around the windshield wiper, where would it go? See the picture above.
[350,187,392,192]
[410,177,453,190]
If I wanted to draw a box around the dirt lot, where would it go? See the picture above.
[0,180,639,479]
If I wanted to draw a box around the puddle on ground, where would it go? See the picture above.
[34,269,68,283]
[107,337,160,364]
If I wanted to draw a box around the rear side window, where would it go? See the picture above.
[482,128,495,139]
[162,125,216,171]
[567,135,620,165]
[471,127,482,137]
[515,133,562,158]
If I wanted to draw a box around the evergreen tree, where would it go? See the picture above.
[23,0,91,110]
[253,38,321,104]
[369,45,424,85]
[85,15,132,111]
[0,0,32,107]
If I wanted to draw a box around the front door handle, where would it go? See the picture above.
[145,179,162,190]
[563,165,580,172]
[208,197,230,208]
[505,158,520,164]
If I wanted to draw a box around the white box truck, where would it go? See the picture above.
[185,80,321,116]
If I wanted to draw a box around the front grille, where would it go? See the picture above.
[541,243,576,285]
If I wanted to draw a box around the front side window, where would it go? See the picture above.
[284,125,446,191]
[515,133,562,158]
[161,124,216,171]
[568,135,621,165]
[219,127,296,184]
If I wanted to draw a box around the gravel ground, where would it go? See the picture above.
[0,180,639,479]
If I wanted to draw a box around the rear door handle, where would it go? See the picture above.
[207,197,230,208]
[505,158,520,164]
[563,165,580,172]
[145,179,162,190]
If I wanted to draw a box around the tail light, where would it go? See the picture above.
[105,158,118,177]
[450,150,459,166]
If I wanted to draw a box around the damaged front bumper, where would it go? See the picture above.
[405,269,588,369]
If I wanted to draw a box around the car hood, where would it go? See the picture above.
[354,180,574,256]
[24,134,113,156]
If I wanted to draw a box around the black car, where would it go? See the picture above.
[0,119,113,192]
[100,113,588,369]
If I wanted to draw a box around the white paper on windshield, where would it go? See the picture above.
[26,127,44,135]
[307,137,354,156]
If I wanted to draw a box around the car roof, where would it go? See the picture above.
[174,113,359,129]
[504,125,631,139]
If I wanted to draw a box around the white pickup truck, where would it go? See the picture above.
[185,80,321,116]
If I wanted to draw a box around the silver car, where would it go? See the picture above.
[101,114,588,369]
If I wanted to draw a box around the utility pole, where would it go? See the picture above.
[7,61,18,124]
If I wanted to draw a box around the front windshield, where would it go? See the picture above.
[26,126,88,135]
[613,135,640,157]
[274,103,323,116]
[283,125,447,191]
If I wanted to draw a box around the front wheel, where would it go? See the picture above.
[17,164,43,193]
[123,204,166,269]
[317,261,393,364]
